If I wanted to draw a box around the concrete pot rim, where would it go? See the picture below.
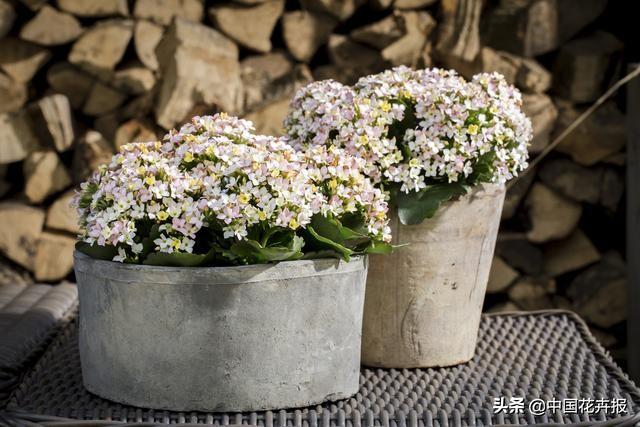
[74,251,368,285]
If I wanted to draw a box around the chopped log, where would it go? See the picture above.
[435,0,481,61]
[119,89,156,120]
[58,0,129,17]
[508,276,556,305]
[133,0,204,26]
[553,31,623,103]
[23,150,72,204]
[513,293,570,312]
[600,168,624,211]
[328,35,383,70]
[244,98,290,136]
[369,0,393,8]
[0,110,38,164]
[543,230,600,277]
[83,81,127,116]
[68,19,134,77]
[381,11,435,67]
[242,62,311,112]
[395,0,438,9]
[0,257,33,286]
[114,118,158,150]
[0,0,16,39]
[482,0,607,57]
[313,64,362,85]
[516,57,552,94]
[28,94,76,152]
[501,165,534,219]
[568,251,625,302]
[351,13,405,50]
[93,113,120,143]
[46,189,79,234]
[440,47,520,84]
[46,62,94,109]
[241,53,297,111]
[0,72,27,114]
[496,238,543,276]
[18,0,46,11]
[555,101,625,166]
[525,183,582,243]
[241,51,294,81]
[154,18,243,129]
[34,232,75,281]
[299,0,364,21]
[71,130,114,183]
[487,256,519,293]
[0,38,51,83]
[0,202,45,270]
[20,5,83,46]
[111,64,156,95]
[522,93,557,153]
[282,11,337,62]
[209,0,284,53]
[134,20,164,71]
[482,0,558,57]
[571,253,626,329]
[538,157,602,203]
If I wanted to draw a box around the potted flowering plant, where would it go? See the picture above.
[73,114,391,411]
[285,67,532,368]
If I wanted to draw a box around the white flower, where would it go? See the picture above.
[75,113,391,263]
[284,67,532,193]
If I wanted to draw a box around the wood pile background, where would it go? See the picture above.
[0,0,629,361]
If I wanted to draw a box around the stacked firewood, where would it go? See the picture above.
[0,0,627,351]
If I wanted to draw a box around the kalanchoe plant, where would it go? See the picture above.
[74,114,391,266]
[284,66,533,225]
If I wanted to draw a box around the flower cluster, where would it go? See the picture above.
[284,66,532,193]
[75,114,390,265]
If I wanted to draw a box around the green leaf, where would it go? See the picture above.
[230,237,304,264]
[365,240,394,254]
[307,226,354,261]
[468,150,497,184]
[395,183,468,225]
[301,250,343,260]
[143,251,212,267]
[75,242,118,261]
[309,214,344,244]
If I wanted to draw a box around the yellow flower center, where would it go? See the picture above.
[157,211,169,221]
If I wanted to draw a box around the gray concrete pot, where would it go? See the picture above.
[362,183,505,368]
[74,252,368,412]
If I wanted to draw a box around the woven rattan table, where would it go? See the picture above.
[1,283,640,427]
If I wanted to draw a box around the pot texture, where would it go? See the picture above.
[74,252,368,412]
[362,183,505,368]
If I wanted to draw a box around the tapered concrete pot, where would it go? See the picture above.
[362,183,505,368]
[74,252,368,412]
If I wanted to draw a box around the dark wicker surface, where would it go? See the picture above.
[1,284,639,426]
[0,283,77,407]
